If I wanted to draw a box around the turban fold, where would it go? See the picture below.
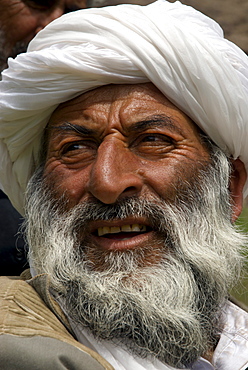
[1,0,248,214]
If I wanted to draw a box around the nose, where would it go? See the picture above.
[35,7,64,34]
[86,140,143,204]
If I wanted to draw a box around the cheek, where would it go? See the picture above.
[43,160,90,208]
[15,17,38,41]
[7,8,41,44]
[141,157,208,202]
[142,163,181,201]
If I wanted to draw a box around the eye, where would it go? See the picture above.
[141,135,169,142]
[61,139,97,157]
[131,133,174,158]
[64,4,84,13]
[23,0,59,10]
[63,142,84,153]
[138,134,173,145]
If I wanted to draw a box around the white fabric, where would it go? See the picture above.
[1,0,248,214]
[69,323,211,370]
[58,300,248,370]
[212,301,248,370]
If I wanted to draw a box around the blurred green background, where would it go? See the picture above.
[231,203,248,307]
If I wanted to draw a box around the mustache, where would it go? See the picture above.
[60,196,174,234]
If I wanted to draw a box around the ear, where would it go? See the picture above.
[229,158,247,223]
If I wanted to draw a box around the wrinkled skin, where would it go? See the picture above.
[43,83,246,255]
[43,83,212,254]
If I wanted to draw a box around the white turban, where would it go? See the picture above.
[1,0,248,214]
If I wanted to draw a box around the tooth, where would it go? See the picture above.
[97,224,147,236]
[121,225,132,232]
[98,227,103,236]
[102,226,110,235]
[132,224,141,232]
[110,226,121,234]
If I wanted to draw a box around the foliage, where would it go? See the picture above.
[232,206,248,306]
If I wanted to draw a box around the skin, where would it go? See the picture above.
[43,82,247,252]
[44,82,214,251]
[0,0,87,58]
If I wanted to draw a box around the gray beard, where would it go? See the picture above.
[24,143,246,368]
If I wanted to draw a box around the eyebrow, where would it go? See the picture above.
[47,122,95,136]
[47,114,183,137]
[127,115,184,135]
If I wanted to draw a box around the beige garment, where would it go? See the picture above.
[0,271,113,370]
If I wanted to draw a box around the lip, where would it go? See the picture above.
[90,231,153,251]
[89,217,152,251]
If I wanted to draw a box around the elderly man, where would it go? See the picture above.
[0,1,248,369]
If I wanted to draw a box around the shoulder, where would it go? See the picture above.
[0,275,113,370]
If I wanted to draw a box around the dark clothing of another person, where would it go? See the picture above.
[0,190,28,275]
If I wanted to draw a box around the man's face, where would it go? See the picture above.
[26,83,245,367]
[0,0,87,71]
[44,83,210,263]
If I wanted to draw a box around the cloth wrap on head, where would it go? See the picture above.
[0,0,248,215]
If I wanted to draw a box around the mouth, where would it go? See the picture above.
[97,223,148,237]
[90,220,153,251]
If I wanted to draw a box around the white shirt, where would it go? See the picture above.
[211,302,248,370]
[64,301,248,370]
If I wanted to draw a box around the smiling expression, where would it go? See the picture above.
[43,83,210,253]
